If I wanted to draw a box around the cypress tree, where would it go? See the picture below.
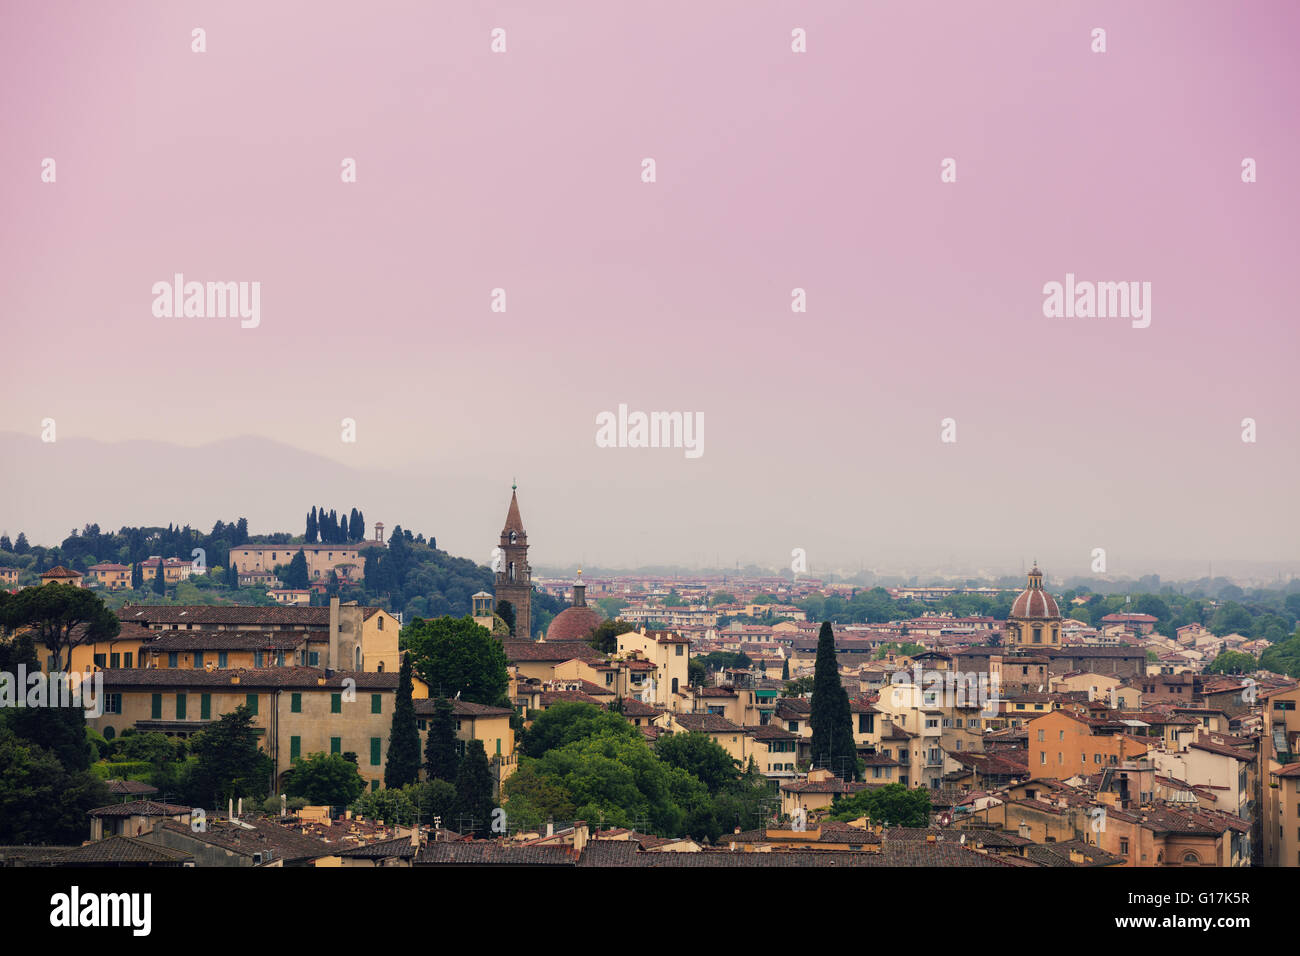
[809,620,858,781]
[306,507,318,544]
[131,561,143,590]
[424,698,459,783]
[151,560,166,595]
[14,532,30,555]
[285,549,309,589]
[781,658,790,681]
[453,739,496,837]
[384,654,422,788]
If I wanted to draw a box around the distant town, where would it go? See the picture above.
[0,488,1297,870]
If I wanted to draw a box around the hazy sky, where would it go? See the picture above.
[2,1,1297,578]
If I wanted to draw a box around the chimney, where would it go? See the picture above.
[329,596,340,670]
[409,826,420,849]
[573,820,589,856]
[545,819,554,838]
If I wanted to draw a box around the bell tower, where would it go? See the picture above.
[495,481,531,639]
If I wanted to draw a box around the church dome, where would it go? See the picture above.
[1009,564,1060,620]
[546,605,603,642]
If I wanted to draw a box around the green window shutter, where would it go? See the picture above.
[371,779,380,792]
[200,694,211,720]
[290,736,301,760]
[330,737,341,755]
[291,693,302,713]
[246,693,258,715]
[176,694,186,720]
[371,694,381,714]
[370,738,381,766]
[194,652,204,668]
[331,693,341,713]
[218,652,228,668]
[151,693,162,719]
[168,653,178,668]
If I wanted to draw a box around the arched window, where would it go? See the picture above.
[1182,851,1199,864]
[671,677,679,695]
[510,531,517,544]
[355,647,361,669]
[509,561,515,583]
[377,661,384,672]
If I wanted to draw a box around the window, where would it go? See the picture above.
[675,645,683,656]
[1119,838,1129,854]
[194,652,204,669]
[378,617,384,631]
[176,694,187,720]
[246,693,258,715]
[291,693,302,713]
[290,736,301,759]
[254,651,263,668]
[200,694,211,720]
[370,738,381,766]
[124,652,133,669]
[330,737,341,755]
[371,694,382,714]
[1037,729,1045,742]
[331,693,342,713]
[168,652,178,668]
[308,651,319,667]
[109,653,120,669]
[105,693,122,715]
[151,694,162,719]
[218,652,228,668]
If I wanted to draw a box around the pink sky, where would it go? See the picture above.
[1,1,1297,575]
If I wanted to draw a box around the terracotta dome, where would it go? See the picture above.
[1010,564,1060,620]
[546,605,603,642]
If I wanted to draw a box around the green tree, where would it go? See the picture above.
[151,560,166,595]
[188,705,273,806]
[519,701,638,758]
[424,697,460,783]
[1204,651,1257,675]
[809,621,857,781]
[283,549,310,590]
[0,726,108,844]
[828,782,930,827]
[3,583,119,672]
[131,562,143,590]
[285,752,365,805]
[384,653,421,788]
[453,739,496,836]
[497,600,516,636]
[784,675,815,696]
[655,732,739,793]
[402,615,509,705]
[588,618,634,654]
